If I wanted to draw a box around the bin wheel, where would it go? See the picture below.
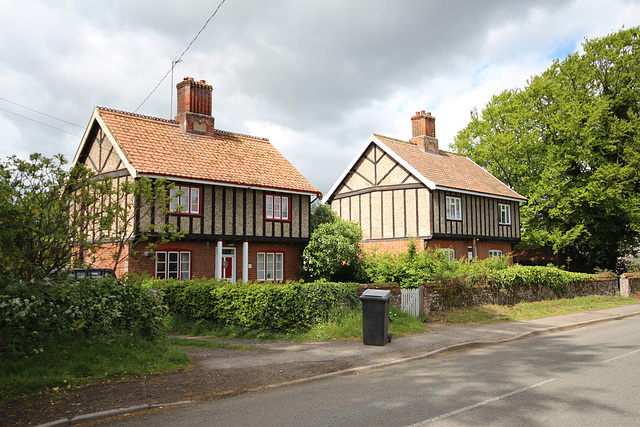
[387,334,392,343]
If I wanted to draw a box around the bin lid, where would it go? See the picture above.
[359,289,392,301]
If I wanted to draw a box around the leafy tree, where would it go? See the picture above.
[454,26,640,272]
[302,212,363,282]
[310,201,338,233]
[0,153,185,283]
[0,154,105,282]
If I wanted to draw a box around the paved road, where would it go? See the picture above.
[102,315,640,426]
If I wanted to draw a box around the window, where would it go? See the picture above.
[257,252,284,281]
[489,250,503,258]
[499,203,511,225]
[440,248,455,261]
[446,196,462,220]
[155,251,191,280]
[170,185,201,215]
[265,194,290,221]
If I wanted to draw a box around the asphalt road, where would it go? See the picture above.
[102,316,640,426]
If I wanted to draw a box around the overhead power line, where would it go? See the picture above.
[0,97,84,128]
[134,0,228,114]
[0,106,82,137]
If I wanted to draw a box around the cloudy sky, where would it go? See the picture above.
[1,0,638,194]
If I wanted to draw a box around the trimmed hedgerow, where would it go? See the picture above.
[0,278,166,357]
[492,265,593,293]
[148,279,359,331]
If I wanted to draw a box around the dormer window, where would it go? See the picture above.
[170,185,201,215]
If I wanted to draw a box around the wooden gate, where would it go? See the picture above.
[400,287,423,317]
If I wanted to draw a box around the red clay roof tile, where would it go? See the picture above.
[98,108,320,195]
[375,134,526,200]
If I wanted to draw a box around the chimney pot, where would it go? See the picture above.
[421,110,426,115]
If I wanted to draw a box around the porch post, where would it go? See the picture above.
[216,239,223,279]
[242,240,249,282]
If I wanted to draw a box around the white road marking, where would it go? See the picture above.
[406,378,557,426]
[604,348,640,363]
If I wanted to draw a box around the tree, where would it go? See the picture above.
[310,201,338,233]
[454,27,640,272]
[0,153,185,283]
[302,208,363,282]
[0,154,104,282]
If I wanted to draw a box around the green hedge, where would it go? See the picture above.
[492,265,593,293]
[0,278,166,357]
[148,279,359,331]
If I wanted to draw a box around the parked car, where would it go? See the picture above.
[70,268,115,279]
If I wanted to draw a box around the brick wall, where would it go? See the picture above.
[82,243,129,278]
[427,239,514,261]
[130,240,303,281]
[360,239,426,254]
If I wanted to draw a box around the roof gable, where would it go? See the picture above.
[324,134,526,203]
[74,107,320,196]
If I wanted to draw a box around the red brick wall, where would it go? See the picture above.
[129,241,303,281]
[427,239,513,261]
[360,239,426,254]
[82,243,129,278]
[360,238,513,261]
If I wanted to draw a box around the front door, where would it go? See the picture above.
[221,247,236,282]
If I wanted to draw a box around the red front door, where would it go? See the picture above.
[222,256,233,280]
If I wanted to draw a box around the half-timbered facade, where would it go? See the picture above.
[323,111,526,260]
[72,77,320,281]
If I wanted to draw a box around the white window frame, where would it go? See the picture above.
[489,250,503,258]
[265,194,290,221]
[499,203,511,225]
[257,252,284,281]
[446,196,462,221]
[440,248,455,261]
[155,250,191,280]
[170,185,201,215]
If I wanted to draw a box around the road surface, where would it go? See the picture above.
[103,315,640,426]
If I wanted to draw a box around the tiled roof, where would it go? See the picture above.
[374,134,526,201]
[97,108,320,195]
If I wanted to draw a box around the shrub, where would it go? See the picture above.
[362,244,512,288]
[302,218,363,282]
[492,265,593,293]
[150,279,359,331]
[0,277,165,357]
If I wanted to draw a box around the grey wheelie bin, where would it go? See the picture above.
[359,289,392,346]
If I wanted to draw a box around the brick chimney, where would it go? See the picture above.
[410,110,439,154]
[175,77,215,136]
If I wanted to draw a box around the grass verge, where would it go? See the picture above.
[425,295,639,324]
[0,336,190,403]
[167,337,252,350]
[165,306,427,341]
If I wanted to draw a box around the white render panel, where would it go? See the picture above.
[393,190,406,238]
[370,191,382,239]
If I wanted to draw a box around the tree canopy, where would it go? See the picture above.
[0,153,183,284]
[454,26,640,272]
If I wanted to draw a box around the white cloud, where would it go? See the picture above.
[0,0,638,193]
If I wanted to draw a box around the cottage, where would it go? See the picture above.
[72,77,321,281]
[323,111,526,260]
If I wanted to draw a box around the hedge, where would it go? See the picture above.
[0,278,166,357]
[148,279,359,331]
